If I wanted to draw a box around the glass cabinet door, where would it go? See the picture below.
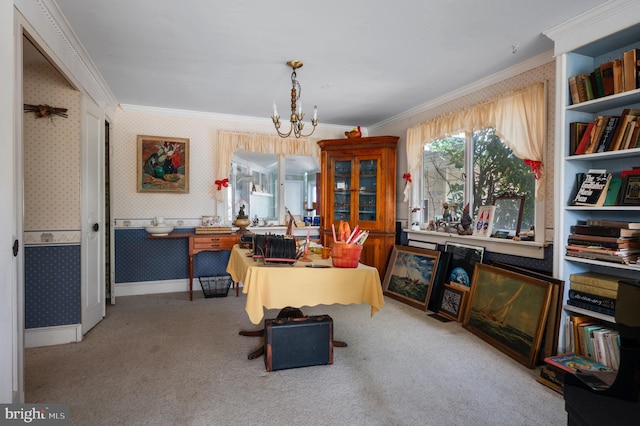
[333,160,352,221]
[358,159,377,222]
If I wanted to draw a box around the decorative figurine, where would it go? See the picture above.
[457,203,473,235]
[252,214,260,227]
[442,202,451,222]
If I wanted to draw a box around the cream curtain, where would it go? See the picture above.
[406,81,546,201]
[216,131,320,201]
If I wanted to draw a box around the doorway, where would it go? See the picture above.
[22,33,108,345]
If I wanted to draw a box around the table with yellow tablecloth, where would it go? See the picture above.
[226,244,384,324]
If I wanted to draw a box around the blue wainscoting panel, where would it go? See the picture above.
[115,229,232,283]
[25,245,80,329]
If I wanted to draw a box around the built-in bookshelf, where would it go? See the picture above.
[546,6,640,356]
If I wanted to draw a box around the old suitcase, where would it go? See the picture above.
[264,314,333,371]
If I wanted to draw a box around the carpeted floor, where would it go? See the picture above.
[25,292,566,425]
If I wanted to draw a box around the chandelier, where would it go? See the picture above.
[271,60,318,138]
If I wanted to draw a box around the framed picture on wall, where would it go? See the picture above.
[443,242,484,289]
[137,135,189,193]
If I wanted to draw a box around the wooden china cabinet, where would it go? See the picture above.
[318,136,398,278]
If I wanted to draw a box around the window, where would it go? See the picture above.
[230,152,319,224]
[422,127,535,234]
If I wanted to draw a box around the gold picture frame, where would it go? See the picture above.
[462,263,552,368]
[137,135,189,193]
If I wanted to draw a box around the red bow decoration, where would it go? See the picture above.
[402,173,412,183]
[523,159,542,180]
[215,178,229,190]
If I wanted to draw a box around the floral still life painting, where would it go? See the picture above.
[382,246,441,310]
[137,135,189,193]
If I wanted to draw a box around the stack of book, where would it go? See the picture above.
[562,313,620,369]
[566,219,640,264]
[538,352,615,394]
[567,271,622,317]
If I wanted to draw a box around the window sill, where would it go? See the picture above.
[404,229,547,259]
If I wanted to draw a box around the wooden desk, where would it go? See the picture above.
[226,244,384,324]
[148,232,239,300]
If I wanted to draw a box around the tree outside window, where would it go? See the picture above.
[422,127,534,232]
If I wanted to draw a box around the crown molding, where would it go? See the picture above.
[369,49,554,131]
[15,0,119,115]
[542,0,640,56]
[119,104,357,134]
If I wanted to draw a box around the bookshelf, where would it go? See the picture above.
[546,6,640,355]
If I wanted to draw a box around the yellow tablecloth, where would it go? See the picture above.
[226,245,384,324]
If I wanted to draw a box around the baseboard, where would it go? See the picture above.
[25,324,82,348]
[115,279,243,298]
[114,279,190,297]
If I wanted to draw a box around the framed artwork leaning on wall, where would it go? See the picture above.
[137,135,189,193]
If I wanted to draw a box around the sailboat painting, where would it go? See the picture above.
[382,246,442,310]
[463,264,552,368]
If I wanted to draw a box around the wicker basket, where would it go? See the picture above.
[199,275,232,298]
[331,243,363,268]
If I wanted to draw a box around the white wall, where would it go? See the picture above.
[111,107,349,223]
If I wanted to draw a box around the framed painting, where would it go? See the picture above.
[382,245,441,310]
[443,242,484,288]
[137,135,189,193]
[438,283,468,322]
[487,260,564,362]
[619,175,640,205]
[462,263,552,368]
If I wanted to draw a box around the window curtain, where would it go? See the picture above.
[405,81,546,201]
[216,131,320,201]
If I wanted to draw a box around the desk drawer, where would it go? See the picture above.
[192,235,236,250]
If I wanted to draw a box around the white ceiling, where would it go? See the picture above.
[52,0,607,128]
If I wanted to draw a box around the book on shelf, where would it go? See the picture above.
[607,108,640,151]
[565,249,635,264]
[566,234,640,249]
[595,116,620,153]
[585,219,640,230]
[571,169,612,206]
[544,352,613,373]
[612,58,624,94]
[603,177,623,206]
[592,67,604,98]
[621,168,640,179]
[565,244,640,257]
[569,271,623,291]
[570,224,640,238]
[620,120,640,150]
[575,73,593,102]
[573,121,595,155]
[569,281,617,300]
[622,48,639,92]
[584,116,608,154]
[568,75,580,105]
[569,122,590,156]
[599,61,615,96]
[568,289,616,310]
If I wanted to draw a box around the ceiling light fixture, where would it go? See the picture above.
[271,60,318,138]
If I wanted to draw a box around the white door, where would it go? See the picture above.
[81,96,105,334]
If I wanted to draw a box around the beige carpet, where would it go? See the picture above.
[25,291,566,425]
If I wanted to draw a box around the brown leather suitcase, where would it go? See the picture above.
[264,315,333,371]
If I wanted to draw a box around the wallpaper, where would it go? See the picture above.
[23,62,82,243]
